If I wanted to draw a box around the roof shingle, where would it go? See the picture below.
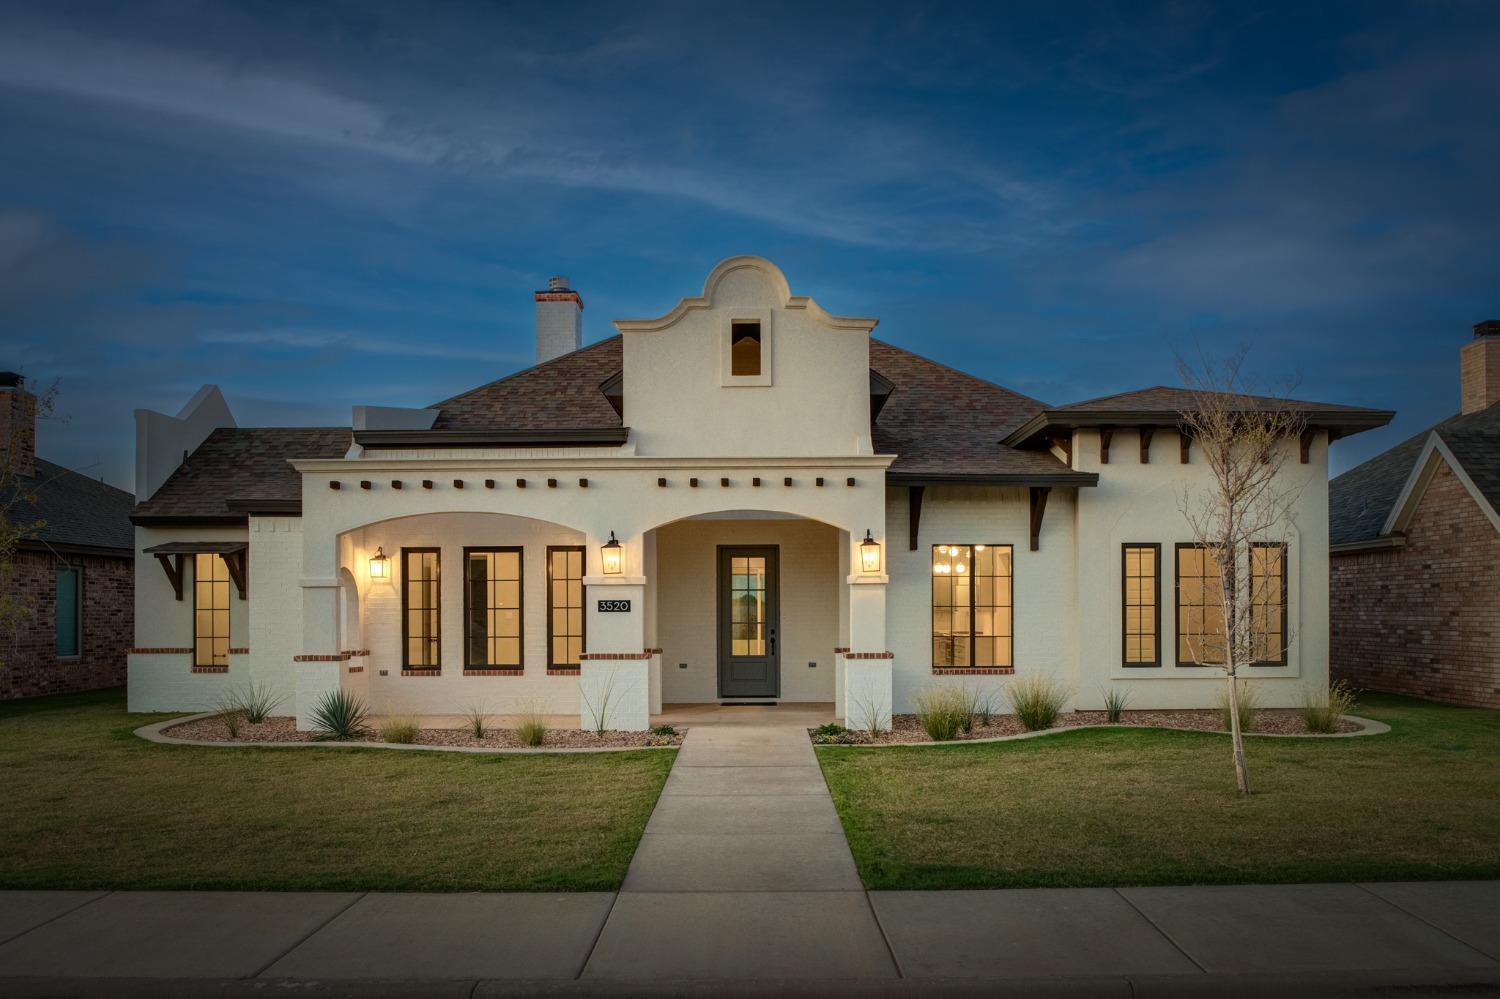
[16,459,134,553]
[132,428,351,521]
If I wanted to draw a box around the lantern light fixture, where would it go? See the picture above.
[859,529,882,574]
[369,546,390,579]
[601,531,623,575]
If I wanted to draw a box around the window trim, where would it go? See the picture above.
[461,546,524,670]
[193,553,231,669]
[930,543,1014,670]
[401,547,442,671]
[546,545,587,669]
[719,309,773,387]
[1120,543,1161,668]
[55,563,83,660]
[1250,541,1289,667]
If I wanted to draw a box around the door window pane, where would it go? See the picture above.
[730,556,767,656]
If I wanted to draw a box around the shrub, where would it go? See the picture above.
[380,715,420,744]
[1008,674,1070,731]
[211,693,241,739]
[914,686,969,742]
[235,681,284,724]
[974,689,999,728]
[1101,686,1131,724]
[515,700,548,747]
[463,702,490,740]
[650,724,678,737]
[1302,680,1357,734]
[310,689,369,740]
[811,722,847,738]
[956,685,983,734]
[1216,679,1261,733]
[848,687,889,738]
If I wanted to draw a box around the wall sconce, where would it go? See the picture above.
[859,529,882,574]
[369,546,390,579]
[601,532,623,575]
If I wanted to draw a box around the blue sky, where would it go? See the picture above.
[0,0,1495,489]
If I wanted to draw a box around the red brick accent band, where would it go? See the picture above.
[645,647,663,655]
[578,652,653,660]
[932,667,1016,675]
[128,647,192,654]
[463,668,524,676]
[547,667,582,676]
[293,654,345,662]
[346,666,364,674]
[533,290,583,307]
[190,666,229,674]
[833,647,850,654]
[228,648,249,655]
[401,668,441,677]
[845,651,895,660]
[341,649,371,658]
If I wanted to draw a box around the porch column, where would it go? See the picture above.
[295,542,342,731]
[843,573,892,730]
[580,528,651,731]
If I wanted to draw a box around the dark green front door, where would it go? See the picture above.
[717,546,779,698]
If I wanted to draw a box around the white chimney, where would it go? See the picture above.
[534,275,583,364]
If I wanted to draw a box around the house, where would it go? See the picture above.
[1,373,134,700]
[1330,321,1500,708]
[126,257,1391,730]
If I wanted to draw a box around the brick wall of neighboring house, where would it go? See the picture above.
[0,549,133,699]
[1331,460,1500,708]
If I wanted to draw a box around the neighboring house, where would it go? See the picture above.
[126,257,1391,729]
[0,373,134,700]
[1330,321,1500,708]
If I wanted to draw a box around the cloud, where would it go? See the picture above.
[199,329,529,364]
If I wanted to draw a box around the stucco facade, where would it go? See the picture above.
[126,256,1387,729]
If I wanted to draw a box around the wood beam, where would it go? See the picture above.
[907,485,926,551]
[1139,425,1155,464]
[1051,434,1072,465]
[1300,429,1316,464]
[1029,487,1051,552]
[155,553,185,601]
[1179,430,1191,464]
[1099,427,1114,465]
[222,549,248,601]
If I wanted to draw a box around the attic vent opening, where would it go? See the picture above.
[731,322,762,377]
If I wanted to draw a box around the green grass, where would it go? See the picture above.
[0,689,675,892]
[817,694,1500,890]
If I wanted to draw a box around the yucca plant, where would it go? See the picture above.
[1216,679,1261,734]
[310,689,369,740]
[211,692,242,739]
[234,681,284,724]
[1101,685,1131,723]
[914,686,968,741]
[380,715,420,744]
[463,701,490,740]
[1302,680,1357,734]
[1008,673,1070,731]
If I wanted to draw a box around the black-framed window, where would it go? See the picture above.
[55,565,81,658]
[1250,542,1288,665]
[1121,544,1160,667]
[402,548,441,669]
[194,553,231,668]
[547,546,585,667]
[1175,544,1225,666]
[931,544,1012,668]
[464,547,522,668]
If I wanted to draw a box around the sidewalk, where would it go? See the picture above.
[1,722,1497,994]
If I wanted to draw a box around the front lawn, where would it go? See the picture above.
[0,689,675,891]
[818,694,1500,890]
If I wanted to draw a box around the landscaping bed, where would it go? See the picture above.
[812,708,1360,744]
[165,715,684,749]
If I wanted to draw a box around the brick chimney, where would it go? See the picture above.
[0,372,36,478]
[1461,320,1500,414]
[534,275,583,364]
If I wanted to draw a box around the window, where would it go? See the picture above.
[1121,544,1159,667]
[1251,542,1287,665]
[547,546,585,667]
[194,554,231,668]
[403,548,440,668]
[730,321,761,376]
[1175,544,1225,666]
[55,565,81,657]
[932,544,1012,668]
[464,548,522,668]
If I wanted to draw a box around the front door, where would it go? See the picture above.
[717,546,780,698]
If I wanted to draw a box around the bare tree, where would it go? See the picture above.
[1176,351,1306,795]
[0,380,58,668]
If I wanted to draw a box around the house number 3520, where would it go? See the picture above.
[597,599,632,612]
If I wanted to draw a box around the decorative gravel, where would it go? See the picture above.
[165,715,684,749]
[813,708,1360,744]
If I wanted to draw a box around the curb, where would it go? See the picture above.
[134,714,682,756]
[815,714,1391,749]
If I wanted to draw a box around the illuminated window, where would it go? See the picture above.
[465,548,522,668]
[194,554,231,668]
[932,544,1012,668]
[1250,543,1287,665]
[403,548,440,668]
[1175,544,1226,666]
[730,321,762,376]
[1122,544,1159,667]
[548,547,585,667]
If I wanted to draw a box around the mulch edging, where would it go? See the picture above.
[138,714,683,755]
[813,711,1390,746]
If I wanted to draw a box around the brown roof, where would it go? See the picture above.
[132,428,351,522]
[432,337,624,430]
[1053,385,1385,415]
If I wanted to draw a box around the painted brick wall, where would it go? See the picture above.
[1331,460,1500,707]
[1,549,132,699]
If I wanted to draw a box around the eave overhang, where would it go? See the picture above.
[353,427,630,449]
[1002,408,1395,449]
[885,470,1099,488]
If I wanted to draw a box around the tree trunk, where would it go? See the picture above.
[1226,672,1251,795]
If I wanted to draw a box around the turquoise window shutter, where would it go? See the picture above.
[55,567,80,657]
